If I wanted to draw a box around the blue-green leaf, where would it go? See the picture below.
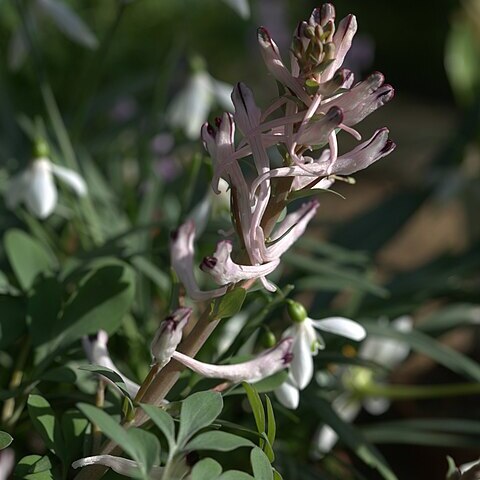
[185,431,254,452]
[0,431,13,449]
[251,447,273,480]
[4,229,57,291]
[191,458,222,480]
[140,404,176,451]
[177,391,223,446]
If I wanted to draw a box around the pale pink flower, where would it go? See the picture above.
[150,307,192,368]
[82,331,140,398]
[170,221,227,301]
[172,337,294,384]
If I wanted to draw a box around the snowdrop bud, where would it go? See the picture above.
[150,307,192,367]
[33,139,49,158]
[260,330,277,348]
[287,300,308,323]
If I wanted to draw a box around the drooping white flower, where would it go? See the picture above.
[311,316,413,457]
[6,157,87,219]
[274,302,366,409]
[82,331,140,398]
[168,58,233,140]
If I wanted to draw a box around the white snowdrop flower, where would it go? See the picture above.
[168,58,233,140]
[311,316,413,458]
[274,301,366,409]
[6,157,87,219]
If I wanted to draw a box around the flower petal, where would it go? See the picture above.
[172,337,293,383]
[72,455,163,479]
[25,159,57,219]
[358,316,412,369]
[363,396,390,416]
[200,240,280,285]
[274,378,300,410]
[322,72,394,127]
[257,27,310,105]
[50,163,87,196]
[329,128,395,176]
[290,324,314,389]
[169,71,213,139]
[170,221,227,302]
[322,14,357,81]
[310,316,366,341]
[311,395,361,457]
[82,331,140,398]
[150,308,192,368]
[263,200,319,261]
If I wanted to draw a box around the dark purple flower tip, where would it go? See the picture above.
[311,7,322,24]
[257,26,271,42]
[382,139,396,154]
[215,116,222,128]
[201,256,217,271]
[296,20,308,37]
[380,85,395,102]
[283,352,294,365]
[326,106,344,124]
[88,333,99,341]
[367,71,385,87]
[170,229,179,241]
[206,123,215,136]
[163,315,177,331]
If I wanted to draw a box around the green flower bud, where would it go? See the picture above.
[33,139,50,159]
[260,330,277,348]
[287,300,308,323]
